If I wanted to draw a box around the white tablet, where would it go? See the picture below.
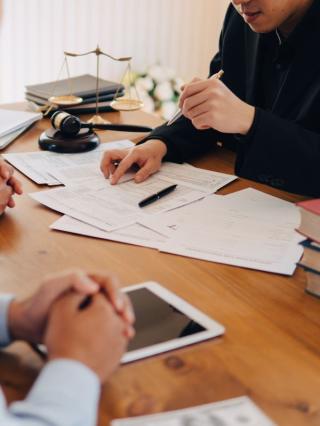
[121,281,225,363]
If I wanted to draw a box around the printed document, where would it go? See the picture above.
[30,165,236,232]
[155,188,304,275]
[51,215,167,249]
[30,174,213,232]
[111,396,275,426]
[3,139,134,185]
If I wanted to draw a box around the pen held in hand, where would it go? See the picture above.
[138,184,177,208]
[166,69,224,126]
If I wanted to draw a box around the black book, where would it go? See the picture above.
[25,90,124,106]
[25,74,124,100]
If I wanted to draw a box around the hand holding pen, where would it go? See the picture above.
[167,70,224,126]
[167,69,255,135]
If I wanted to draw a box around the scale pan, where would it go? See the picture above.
[110,98,144,111]
[48,95,83,106]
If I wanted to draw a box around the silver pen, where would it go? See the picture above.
[167,70,224,126]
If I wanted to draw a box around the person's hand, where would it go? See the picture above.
[100,139,167,185]
[0,160,23,213]
[45,291,131,383]
[179,77,255,135]
[8,269,135,344]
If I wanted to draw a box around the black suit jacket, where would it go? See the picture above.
[143,3,320,197]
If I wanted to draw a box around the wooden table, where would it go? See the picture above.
[0,109,319,426]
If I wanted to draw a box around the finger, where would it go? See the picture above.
[179,80,209,107]
[40,270,100,309]
[185,101,211,121]
[8,177,23,195]
[180,77,201,92]
[88,272,124,312]
[0,162,13,180]
[50,291,85,317]
[192,112,213,130]
[182,88,211,117]
[121,292,135,324]
[124,324,135,339]
[0,185,13,205]
[100,150,127,178]
[134,158,159,183]
[110,152,138,185]
[7,196,15,208]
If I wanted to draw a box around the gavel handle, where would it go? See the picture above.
[87,123,153,132]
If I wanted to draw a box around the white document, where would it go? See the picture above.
[0,124,30,150]
[50,215,167,249]
[111,396,276,426]
[157,188,304,275]
[3,139,134,185]
[0,108,42,138]
[48,159,236,190]
[158,162,237,193]
[30,172,209,232]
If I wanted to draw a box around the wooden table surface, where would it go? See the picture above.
[0,108,319,426]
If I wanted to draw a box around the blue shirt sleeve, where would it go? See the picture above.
[0,360,100,426]
[0,296,101,425]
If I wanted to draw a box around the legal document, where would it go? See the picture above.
[3,139,134,185]
[111,396,275,426]
[30,165,236,232]
[154,189,303,275]
[51,215,167,249]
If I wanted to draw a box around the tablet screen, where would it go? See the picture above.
[127,287,207,352]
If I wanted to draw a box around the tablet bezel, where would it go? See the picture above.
[121,281,225,363]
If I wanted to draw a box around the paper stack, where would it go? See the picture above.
[0,108,42,150]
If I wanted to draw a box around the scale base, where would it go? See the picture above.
[87,114,111,125]
[39,128,100,153]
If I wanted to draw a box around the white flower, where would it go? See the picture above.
[160,101,178,120]
[154,81,174,101]
[141,93,155,113]
[173,77,185,94]
[148,64,168,83]
[135,76,154,92]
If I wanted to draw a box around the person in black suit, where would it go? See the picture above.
[101,0,319,197]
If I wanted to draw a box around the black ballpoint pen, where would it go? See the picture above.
[138,184,177,208]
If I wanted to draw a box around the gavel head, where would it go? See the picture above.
[51,111,82,136]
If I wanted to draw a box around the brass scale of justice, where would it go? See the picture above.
[39,45,152,153]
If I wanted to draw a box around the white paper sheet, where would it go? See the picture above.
[157,162,237,193]
[30,173,210,232]
[156,189,304,275]
[3,139,134,185]
[111,396,276,426]
[30,164,236,232]
[50,215,167,249]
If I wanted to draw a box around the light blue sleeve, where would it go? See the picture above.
[0,296,101,425]
[0,359,100,426]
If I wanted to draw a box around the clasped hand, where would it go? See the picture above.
[8,270,135,382]
[0,160,23,214]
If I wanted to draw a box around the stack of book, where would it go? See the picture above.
[25,74,124,115]
[296,199,320,298]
